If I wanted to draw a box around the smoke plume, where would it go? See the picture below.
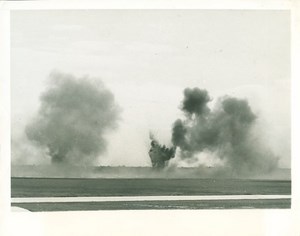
[25,72,120,165]
[149,133,176,169]
[172,88,278,175]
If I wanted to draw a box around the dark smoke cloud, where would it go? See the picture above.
[172,88,278,175]
[149,133,176,169]
[25,72,120,165]
[181,88,211,116]
[172,119,188,149]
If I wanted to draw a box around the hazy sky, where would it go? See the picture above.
[11,10,290,167]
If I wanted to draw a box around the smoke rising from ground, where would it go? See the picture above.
[149,133,176,169]
[172,88,278,175]
[25,72,120,165]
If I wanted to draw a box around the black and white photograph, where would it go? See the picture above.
[9,9,291,212]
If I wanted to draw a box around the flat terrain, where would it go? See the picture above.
[11,177,291,211]
[11,177,291,197]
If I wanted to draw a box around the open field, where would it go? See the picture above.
[11,177,291,197]
[11,177,291,211]
[11,166,291,180]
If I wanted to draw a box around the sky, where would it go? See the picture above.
[11,10,290,167]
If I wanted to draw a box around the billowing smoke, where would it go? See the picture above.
[25,72,120,165]
[172,88,278,175]
[149,133,176,169]
[181,87,211,116]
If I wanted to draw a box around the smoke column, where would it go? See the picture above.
[26,72,120,165]
[172,88,278,175]
[149,133,176,169]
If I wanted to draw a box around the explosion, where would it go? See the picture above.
[171,88,278,175]
[148,133,176,169]
[25,72,120,165]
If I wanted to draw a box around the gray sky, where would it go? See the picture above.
[11,10,290,167]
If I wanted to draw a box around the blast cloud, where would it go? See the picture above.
[172,88,278,175]
[181,88,211,116]
[149,133,176,169]
[25,72,120,165]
